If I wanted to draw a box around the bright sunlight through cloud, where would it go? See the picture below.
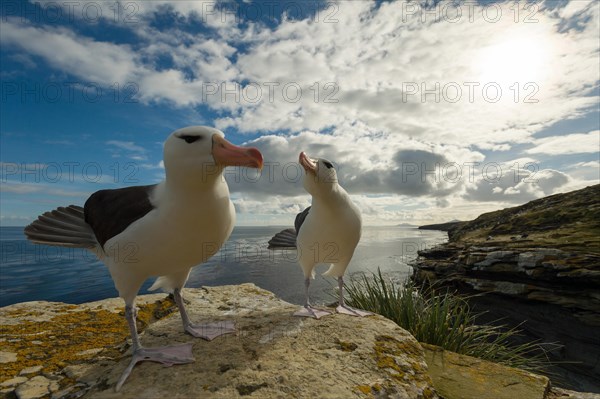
[476,36,550,86]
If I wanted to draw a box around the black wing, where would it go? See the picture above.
[267,228,297,249]
[84,185,157,248]
[294,206,311,234]
[24,205,97,248]
[267,206,311,250]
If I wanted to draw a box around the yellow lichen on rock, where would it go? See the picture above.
[355,384,373,395]
[422,343,550,399]
[0,296,176,388]
[2,285,441,398]
[374,334,435,397]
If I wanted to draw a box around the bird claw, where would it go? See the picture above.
[115,343,194,392]
[293,306,332,319]
[336,305,373,317]
[185,321,236,340]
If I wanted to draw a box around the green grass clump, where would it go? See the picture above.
[343,269,555,374]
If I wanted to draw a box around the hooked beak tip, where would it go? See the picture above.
[299,151,317,173]
[248,147,264,170]
[213,135,264,169]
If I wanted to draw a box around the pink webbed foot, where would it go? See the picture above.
[116,343,194,391]
[293,306,332,319]
[184,320,236,340]
[336,305,373,317]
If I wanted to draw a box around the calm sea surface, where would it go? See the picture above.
[0,226,447,307]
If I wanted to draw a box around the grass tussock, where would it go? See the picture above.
[343,269,556,374]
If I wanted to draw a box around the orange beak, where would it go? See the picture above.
[299,151,317,174]
[212,135,263,169]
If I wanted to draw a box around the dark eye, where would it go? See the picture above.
[322,161,334,169]
[179,135,202,144]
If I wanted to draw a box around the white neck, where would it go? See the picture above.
[311,184,349,210]
[164,166,226,196]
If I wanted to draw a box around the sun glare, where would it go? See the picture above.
[475,37,549,85]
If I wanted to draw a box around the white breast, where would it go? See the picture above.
[103,181,235,277]
[297,190,362,265]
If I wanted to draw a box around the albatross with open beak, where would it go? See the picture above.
[24,126,263,390]
[294,152,372,319]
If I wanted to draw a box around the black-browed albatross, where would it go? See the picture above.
[24,126,263,390]
[283,152,372,319]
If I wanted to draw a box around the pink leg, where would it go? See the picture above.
[174,288,236,340]
[115,306,195,391]
[336,276,373,317]
[293,277,332,319]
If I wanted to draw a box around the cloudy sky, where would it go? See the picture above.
[1,0,599,226]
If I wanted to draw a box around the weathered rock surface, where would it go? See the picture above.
[90,284,438,398]
[1,284,438,399]
[2,284,596,399]
[422,344,600,399]
[14,375,59,399]
[413,184,600,392]
[422,343,550,399]
[0,293,175,398]
[548,387,600,399]
[0,351,18,364]
[414,244,600,324]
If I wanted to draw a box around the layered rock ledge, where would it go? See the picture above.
[413,185,600,392]
[414,244,599,324]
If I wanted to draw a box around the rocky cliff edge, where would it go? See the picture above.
[1,284,592,399]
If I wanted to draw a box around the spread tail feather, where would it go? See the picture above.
[322,263,346,278]
[267,228,297,249]
[24,205,97,248]
[149,272,190,293]
[149,277,169,292]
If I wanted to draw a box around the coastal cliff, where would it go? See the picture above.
[2,284,586,399]
[1,284,437,399]
[413,184,600,392]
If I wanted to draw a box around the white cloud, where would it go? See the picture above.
[227,123,484,199]
[526,131,600,155]
[0,182,40,194]
[1,19,137,84]
[5,1,598,147]
[562,160,600,187]
[3,0,599,225]
[0,215,36,226]
[216,1,599,149]
[105,140,148,161]
[139,160,165,170]
[465,168,571,203]
[476,143,512,152]
[558,0,593,19]
[105,140,146,153]
[572,161,600,169]
[0,182,90,197]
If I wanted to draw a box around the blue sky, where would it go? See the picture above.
[1,0,599,226]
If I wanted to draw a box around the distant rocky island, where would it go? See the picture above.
[418,220,465,232]
[413,184,600,393]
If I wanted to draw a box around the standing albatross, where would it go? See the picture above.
[24,126,263,390]
[292,151,372,319]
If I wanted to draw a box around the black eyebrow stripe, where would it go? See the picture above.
[179,135,202,143]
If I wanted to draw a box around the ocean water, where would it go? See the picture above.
[0,226,447,307]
